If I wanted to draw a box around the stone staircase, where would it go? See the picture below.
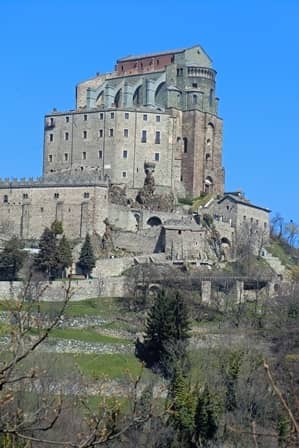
[261,249,288,279]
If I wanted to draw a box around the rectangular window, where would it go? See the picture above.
[100,113,104,120]
[122,171,127,178]
[109,128,114,137]
[50,117,54,126]
[156,115,161,122]
[83,130,87,139]
[154,153,160,161]
[3,195,8,203]
[65,132,69,141]
[124,128,128,137]
[65,116,69,123]
[84,114,88,121]
[99,150,103,159]
[110,112,115,119]
[123,150,128,159]
[82,151,87,160]
[84,192,90,198]
[64,153,68,161]
[48,154,53,162]
[23,193,28,199]
[99,129,103,137]
[49,133,53,142]
[143,114,147,121]
[155,131,161,144]
[141,130,147,143]
[54,193,59,199]
[125,112,129,119]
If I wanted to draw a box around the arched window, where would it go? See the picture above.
[204,176,214,193]
[192,94,197,105]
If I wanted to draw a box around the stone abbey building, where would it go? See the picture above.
[44,45,224,198]
[0,45,269,245]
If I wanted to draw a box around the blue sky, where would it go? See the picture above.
[0,0,298,224]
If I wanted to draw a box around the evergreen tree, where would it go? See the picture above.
[194,386,218,445]
[0,237,26,281]
[56,235,73,277]
[50,220,64,236]
[136,289,190,377]
[78,233,96,278]
[34,227,57,279]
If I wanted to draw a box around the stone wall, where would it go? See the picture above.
[0,277,127,301]
[112,228,161,254]
[0,184,108,240]
[93,257,134,278]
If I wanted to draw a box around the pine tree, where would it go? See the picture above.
[78,233,96,278]
[34,227,57,279]
[194,386,218,445]
[56,235,73,277]
[137,289,190,377]
[0,237,26,281]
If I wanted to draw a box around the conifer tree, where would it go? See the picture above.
[137,289,190,377]
[56,234,73,277]
[78,233,96,278]
[34,227,57,279]
[0,237,26,281]
[194,386,218,445]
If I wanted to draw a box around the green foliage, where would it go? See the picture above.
[136,289,191,378]
[78,233,96,278]
[194,386,218,444]
[34,227,57,279]
[56,234,72,274]
[0,237,26,281]
[50,220,64,236]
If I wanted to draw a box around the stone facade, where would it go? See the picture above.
[43,45,224,198]
[0,179,108,239]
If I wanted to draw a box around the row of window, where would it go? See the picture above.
[49,129,161,143]
[3,192,90,203]
[49,113,161,124]
[48,151,161,162]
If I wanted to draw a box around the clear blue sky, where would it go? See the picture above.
[0,0,298,223]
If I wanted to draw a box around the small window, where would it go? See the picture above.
[80,166,84,171]
[99,150,103,159]
[123,150,128,159]
[3,195,8,203]
[82,152,87,160]
[84,192,90,198]
[84,114,88,121]
[125,112,129,119]
[122,171,127,178]
[243,215,246,221]
[23,193,28,199]
[141,130,147,143]
[65,116,69,123]
[48,154,53,162]
[192,95,197,105]
[40,207,44,212]
[64,153,68,161]
[192,83,198,88]
[143,114,147,121]
[109,128,114,137]
[49,133,53,142]
[264,222,267,229]
[156,115,160,122]
[124,129,128,137]
[155,131,160,144]
[50,117,54,126]
[54,193,59,199]
[100,113,104,120]
[65,132,69,141]
[183,137,188,153]
[154,153,160,161]
[110,112,115,119]
[156,59,159,65]
[99,129,103,138]
[83,130,87,139]
[256,219,259,225]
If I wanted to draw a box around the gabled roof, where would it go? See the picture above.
[117,45,197,62]
[218,192,270,213]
